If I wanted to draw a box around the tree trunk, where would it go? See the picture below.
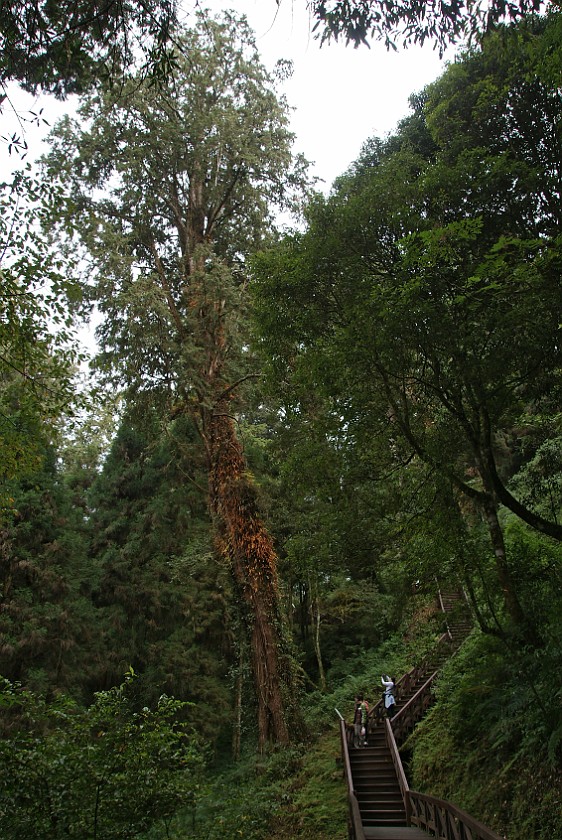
[207,399,295,748]
[232,650,243,761]
[308,574,327,692]
[480,493,528,630]
[181,237,301,747]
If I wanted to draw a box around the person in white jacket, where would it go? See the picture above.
[381,675,396,718]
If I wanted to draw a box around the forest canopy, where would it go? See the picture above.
[0,6,561,840]
[251,13,562,640]
[309,0,549,50]
[0,0,178,95]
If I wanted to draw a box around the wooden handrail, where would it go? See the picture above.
[343,590,486,839]
[338,716,366,840]
[392,671,437,744]
[349,793,366,840]
[385,717,411,824]
[408,790,506,840]
[386,703,506,839]
[367,630,450,733]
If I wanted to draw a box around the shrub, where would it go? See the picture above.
[0,669,204,839]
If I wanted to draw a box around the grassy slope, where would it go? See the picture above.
[407,630,562,840]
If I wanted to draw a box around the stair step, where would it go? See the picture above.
[364,828,435,839]
[355,779,398,787]
[349,741,388,758]
[353,767,395,776]
[356,789,402,798]
[363,816,407,824]
[363,815,408,827]
[352,755,394,764]
[352,747,390,755]
[358,786,403,796]
[358,797,405,807]
[352,756,392,764]
[351,755,394,764]
[347,591,476,837]
[355,779,400,787]
[356,780,401,787]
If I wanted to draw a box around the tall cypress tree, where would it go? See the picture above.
[45,11,310,746]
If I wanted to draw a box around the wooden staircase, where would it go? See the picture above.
[340,590,502,840]
[352,726,406,830]
[350,655,447,839]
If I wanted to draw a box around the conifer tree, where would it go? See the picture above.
[0,440,97,696]
[83,410,232,743]
[45,11,310,746]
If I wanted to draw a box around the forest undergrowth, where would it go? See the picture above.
[152,596,562,840]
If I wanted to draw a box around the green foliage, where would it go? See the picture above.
[409,610,562,839]
[146,597,447,840]
[42,8,313,749]
[251,14,562,645]
[1,6,561,838]
[265,734,348,840]
[0,440,98,696]
[82,410,234,742]
[312,0,543,52]
[0,170,84,515]
[0,0,178,96]
[39,8,313,443]
[510,431,562,525]
[0,670,204,840]
[147,736,347,840]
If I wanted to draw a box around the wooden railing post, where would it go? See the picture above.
[385,718,412,825]
[340,589,501,840]
[337,714,366,840]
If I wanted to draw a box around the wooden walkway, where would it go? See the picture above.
[343,590,500,840]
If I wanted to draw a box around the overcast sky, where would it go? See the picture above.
[2,1,450,190]
[202,0,449,190]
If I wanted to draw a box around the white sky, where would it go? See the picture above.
[201,0,449,190]
[0,1,452,368]
[2,1,450,191]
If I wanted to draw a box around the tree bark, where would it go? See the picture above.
[206,398,293,748]
[480,495,527,629]
[308,574,327,692]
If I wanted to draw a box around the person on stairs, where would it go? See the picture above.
[353,694,369,747]
[381,675,396,719]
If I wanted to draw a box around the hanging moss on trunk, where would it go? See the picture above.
[207,397,303,748]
